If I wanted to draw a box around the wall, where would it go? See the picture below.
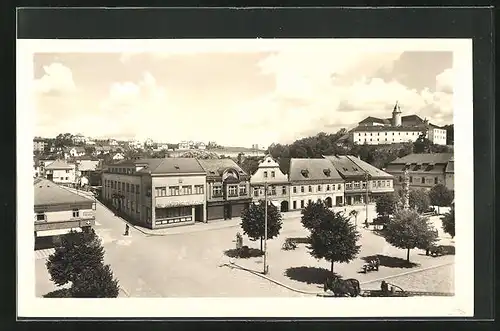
[352,130,422,145]
[391,173,446,190]
[289,182,344,210]
[445,173,454,191]
[429,128,447,145]
[102,172,143,223]
[47,168,76,184]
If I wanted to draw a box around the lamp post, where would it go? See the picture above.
[364,171,370,226]
[263,181,269,275]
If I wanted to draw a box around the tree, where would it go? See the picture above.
[375,193,398,217]
[84,146,96,156]
[240,156,263,176]
[70,264,119,298]
[428,184,454,214]
[441,206,455,239]
[46,229,105,286]
[383,209,439,263]
[301,200,334,231]
[240,200,283,252]
[307,211,361,273]
[409,189,431,213]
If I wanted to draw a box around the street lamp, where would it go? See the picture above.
[364,171,370,227]
[263,181,269,275]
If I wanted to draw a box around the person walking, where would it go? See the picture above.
[124,224,130,236]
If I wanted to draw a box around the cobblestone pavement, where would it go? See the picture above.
[35,199,454,298]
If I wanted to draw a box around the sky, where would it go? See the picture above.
[33,47,453,148]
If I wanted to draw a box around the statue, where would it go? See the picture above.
[235,232,243,250]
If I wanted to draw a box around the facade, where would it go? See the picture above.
[34,178,95,237]
[288,158,345,211]
[197,159,252,221]
[67,146,86,158]
[197,142,207,150]
[44,159,76,185]
[385,153,454,191]
[102,158,207,229]
[350,102,447,145]
[112,152,125,161]
[324,155,394,205]
[33,138,47,152]
[72,134,88,145]
[178,141,190,150]
[250,155,291,212]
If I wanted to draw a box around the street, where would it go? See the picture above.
[35,192,455,297]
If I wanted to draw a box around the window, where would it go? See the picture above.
[308,199,312,205]
[72,209,79,218]
[122,182,125,191]
[136,185,140,195]
[308,186,312,192]
[182,185,192,195]
[36,213,45,221]
[213,186,223,198]
[326,185,330,191]
[156,187,166,197]
[253,187,259,197]
[271,171,275,178]
[131,185,135,193]
[421,177,425,184]
[317,185,322,192]
[271,186,276,196]
[434,177,438,184]
[66,170,69,173]
[282,186,286,195]
[399,176,402,182]
[301,186,304,193]
[65,177,68,180]
[263,171,268,178]
[409,176,413,183]
[169,186,180,196]
[293,201,297,209]
[300,200,305,208]
[195,185,204,194]
[239,185,247,195]
[126,183,130,192]
[337,184,341,190]
[293,186,297,193]
[226,185,238,197]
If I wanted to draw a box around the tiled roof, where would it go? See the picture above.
[352,125,426,132]
[385,163,446,175]
[324,155,393,179]
[197,159,248,178]
[145,158,205,174]
[389,153,453,165]
[359,116,390,125]
[34,178,93,206]
[44,159,74,170]
[288,158,343,182]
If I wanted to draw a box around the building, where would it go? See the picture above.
[288,158,345,211]
[349,102,447,146]
[109,139,119,146]
[66,146,86,158]
[197,159,252,221]
[112,152,125,161]
[178,141,190,150]
[102,158,207,229]
[250,155,291,212]
[34,178,95,239]
[72,133,88,145]
[94,145,113,156]
[44,160,76,186]
[33,137,47,153]
[197,142,207,150]
[385,153,454,191]
[324,155,394,205]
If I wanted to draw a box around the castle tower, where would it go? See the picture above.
[392,101,402,127]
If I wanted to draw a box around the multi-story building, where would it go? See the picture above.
[33,137,47,153]
[288,158,345,211]
[385,153,454,191]
[250,155,291,212]
[72,133,88,145]
[34,178,95,239]
[349,102,447,146]
[324,155,394,205]
[102,158,207,229]
[197,159,252,220]
[44,160,76,186]
[66,146,86,158]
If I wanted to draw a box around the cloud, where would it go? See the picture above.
[35,63,76,94]
[436,68,453,93]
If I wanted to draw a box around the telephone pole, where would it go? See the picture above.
[365,171,370,224]
[263,181,268,275]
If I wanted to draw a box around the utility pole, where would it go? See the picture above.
[263,181,268,275]
[365,171,369,225]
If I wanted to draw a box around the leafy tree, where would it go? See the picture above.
[375,193,398,217]
[84,146,96,156]
[409,189,431,213]
[70,264,119,298]
[237,153,244,165]
[240,200,283,252]
[428,184,454,214]
[301,200,334,231]
[413,132,432,153]
[443,124,454,145]
[307,211,361,273]
[383,209,439,263]
[46,229,105,286]
[240,156,263,176]
[441,206,455,239]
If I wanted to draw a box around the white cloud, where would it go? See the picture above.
[35,62,76,94]
[436,68,453,93]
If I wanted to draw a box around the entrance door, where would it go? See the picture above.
[47,173,53,181]
[280,201,289,212]
[325,197,333,208]
[224,204,232,220]
[194,205,203,222]
[336,196,343,206]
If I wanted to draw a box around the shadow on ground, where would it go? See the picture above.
[286,237,310,244]
[362,254,419,269]
[285,266,340,285]
[35,236,56,250]
[224,247,264,259]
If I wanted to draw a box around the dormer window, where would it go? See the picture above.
[323,169,331,177]
[301,169,309,178]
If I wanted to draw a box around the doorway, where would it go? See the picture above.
[280,201,289,212]
[224,204,232,220]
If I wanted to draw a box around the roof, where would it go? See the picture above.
[385,163,446,175]
[288,158,343,183]
[389,153,453,165]
[44,159,74,170]
[77,160,99,171]
[34,178,93,206]
[359,116,390,125]
[138,158,205,175]
[352,125,426,132]
[324,155,393,179]
[197,158,248,178]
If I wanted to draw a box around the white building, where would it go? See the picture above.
[250,155,291,212]
[178,141,190,150]
[72,134,88,145]
[349,102,447,146]
[144,138,154,147]
[112,152,125,161]
[44,160,76,186]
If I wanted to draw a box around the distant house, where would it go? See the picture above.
[197,142,207,150]
[93,145,113,156]
[178,141,190,150]
[76,160,100,177]
[112,152,125,161]
[144,138,154,147]
[72,134,88,145]
[67,146,86,158]
[108,139,119,146]
[33,137,47,153]
[44,159,76,186]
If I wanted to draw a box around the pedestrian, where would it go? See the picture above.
[124,224,129,236]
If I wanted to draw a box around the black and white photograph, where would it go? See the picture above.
[17,37,474,318]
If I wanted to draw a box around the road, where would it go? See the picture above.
[36,190,454,297]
